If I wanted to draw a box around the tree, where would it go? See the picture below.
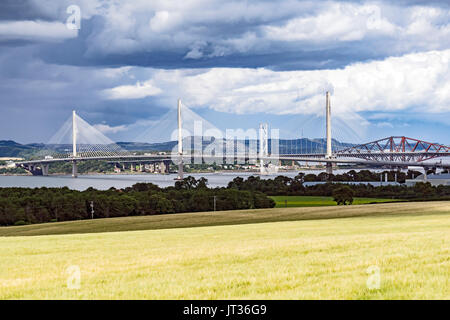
[332,186,354,205]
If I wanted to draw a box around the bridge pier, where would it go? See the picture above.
[41,164,49,176]
[326,162,333,175]
[72,161,78,178]
[177,160,184,180]
[164,160,171,174]
[21,164,42,176]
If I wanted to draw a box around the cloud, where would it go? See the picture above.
[132,49,450,117]
[375,121,394,128]
[264,3,397,42]
[0,0,449,144]
[101,80,162,100]
[53,1,447,70]
[93,123,128,134]
[0,1,444,71]
[0,20,77,41]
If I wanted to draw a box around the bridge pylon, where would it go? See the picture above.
[324,91,334,175]
[176,99,184,180]
[259,123,269,175]
[72,110,78,178]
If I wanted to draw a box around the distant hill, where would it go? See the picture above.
[0,140,38,157]
[0,138,354,158]
[116,141,178,152]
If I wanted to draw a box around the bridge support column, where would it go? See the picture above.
[176,98,184,180]
[326,162,333,175]
[41,164,49,176]
[23,164,43,176]
[177,160,184,180]
[72,161,78,178]
[164,160,171,174]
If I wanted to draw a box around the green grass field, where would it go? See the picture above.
[271,196,401,208]
[0,201,449,299]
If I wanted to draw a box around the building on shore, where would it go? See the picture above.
[405,173,450,187]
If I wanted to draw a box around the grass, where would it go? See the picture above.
[270,195,401,208]
[0,201,449,299]
[0,201,438,237]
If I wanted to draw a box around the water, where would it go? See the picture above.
[0,172,292,190]
[0,169,413,191]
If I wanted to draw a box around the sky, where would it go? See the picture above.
[0,0,449,145]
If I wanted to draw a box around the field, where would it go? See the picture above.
[271,196,400,208]
[0,201,449,299]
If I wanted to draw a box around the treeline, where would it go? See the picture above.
[0,177,274,226]
[0,167,27,174]
[227,174,450,199]
[0,160,115,175]
[301,169,422,183]
[48,160,116,174]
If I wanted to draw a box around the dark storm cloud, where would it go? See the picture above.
[0,0,449,143]
[0,0,57,21]
[1,0,449,71]
[29,0,449,71]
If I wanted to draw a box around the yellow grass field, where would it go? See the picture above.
[0,201,449,299]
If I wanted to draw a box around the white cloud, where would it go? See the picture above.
[93,123,128,134]
[140,49,450,117]
[375,122,394,128]
[0,20,77,41]
[102,80,162,99]
[79,1,450,60]
[264,3,397,42]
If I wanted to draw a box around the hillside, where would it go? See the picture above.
[0,140,37,157]
[0,202,448,299]
[0,201,448,237]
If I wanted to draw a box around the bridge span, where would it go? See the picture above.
[14,93,450,178]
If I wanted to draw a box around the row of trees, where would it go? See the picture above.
[301,170,422,183]
[227,174,450,199]
[1,172,449,226]
[0,177,275,226]
[0,160,116,175]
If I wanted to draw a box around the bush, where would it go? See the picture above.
[14,220,27,226]
[332,186,354,205]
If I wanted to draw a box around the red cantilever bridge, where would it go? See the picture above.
[333,136,450,162]
[278,136,449,163]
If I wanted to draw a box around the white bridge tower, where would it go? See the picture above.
[259,123,269,175]
[325,91,333,174]
[72,110,78,178]
[176,99,184,180]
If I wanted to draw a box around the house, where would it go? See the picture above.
[405,173,450,187]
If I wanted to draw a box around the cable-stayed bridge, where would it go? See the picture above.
[16,93,450,178]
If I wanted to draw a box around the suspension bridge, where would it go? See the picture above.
[16,92,450,178]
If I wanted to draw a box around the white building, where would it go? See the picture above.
[405,173,450,187]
